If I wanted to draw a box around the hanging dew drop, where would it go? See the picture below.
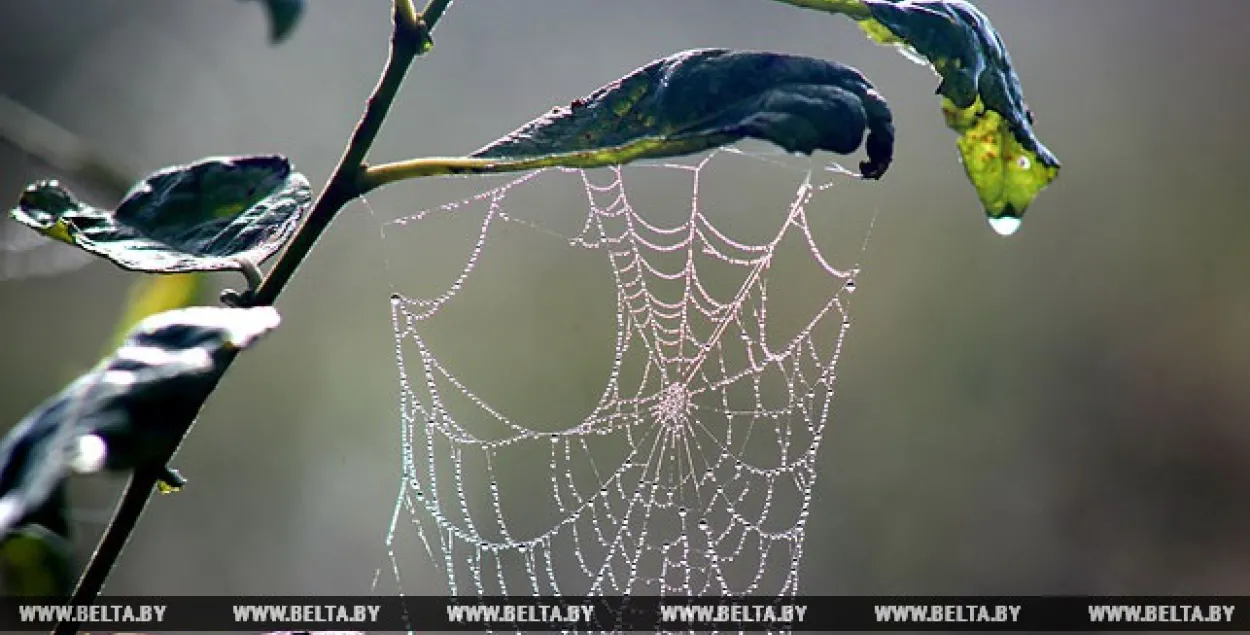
[988,216,1023,236]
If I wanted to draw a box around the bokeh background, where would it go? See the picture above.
[1,0,1249,609]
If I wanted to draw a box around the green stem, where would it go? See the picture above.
[358,136,722,194]
[54,1,450,632]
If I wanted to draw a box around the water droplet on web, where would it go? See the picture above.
[988,216,1022,236]
[844,279,856,293]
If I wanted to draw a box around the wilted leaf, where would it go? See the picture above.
[0,524,72,597]
[474,49,895,179]
[242,0,305,43]
[0,306,281,535]
[10,155,311,276]
[772,0,1059,226]
[859,0,1059,223]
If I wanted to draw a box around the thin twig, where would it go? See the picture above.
[54,1,452,632]
[250,0,432,306]
[0,94,136,198]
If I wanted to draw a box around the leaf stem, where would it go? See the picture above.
[55,1,451,631]
[358,136,721,193]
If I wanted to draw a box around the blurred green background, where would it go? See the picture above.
[2,0,1249,599]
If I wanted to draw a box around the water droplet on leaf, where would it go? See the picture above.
[69,434,108,474]
[988,216,1022,236]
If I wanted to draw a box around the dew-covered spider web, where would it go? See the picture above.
[374,146,875,602]
[0,221,95,281]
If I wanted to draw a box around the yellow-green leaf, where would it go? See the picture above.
[0,525,72,597]
[774,0,1060,231]
[942,95,1059,234]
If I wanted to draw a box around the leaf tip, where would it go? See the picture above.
[245,0,304,44]
[157,467,187,494]
[11,180,76,232]
[132,306,281,352]
[226,305,281,348]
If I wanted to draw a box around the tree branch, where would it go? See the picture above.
[54,1,454,632]
[248,0,432,306]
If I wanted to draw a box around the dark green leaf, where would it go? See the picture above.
[473,49,895,179]
[0,306,280,535]
[856,0,1060,224]
[10,155,311,275]
[242,0,305,44]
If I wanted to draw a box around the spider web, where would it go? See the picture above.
[377,147,873,603]
[0,223,95,281]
